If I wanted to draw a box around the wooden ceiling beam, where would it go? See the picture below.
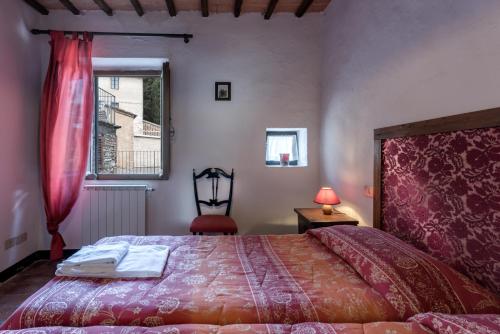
[93,0,113,16]
[201,0,209,17]
[264,0,278,20]
[165,0,177,16]
[130,0,144,16]
[59,0,80,15]
[23,0,49,15]
[295,0,313,17]
[234,0,243,17]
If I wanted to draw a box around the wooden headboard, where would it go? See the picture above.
[373,108,500,295]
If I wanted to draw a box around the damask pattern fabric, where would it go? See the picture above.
[0,322,431,334]
[411,313,500,334]
[5,316,498,334]
[308,225,500,319]
[381,127,500,295]
[1,234,398,330]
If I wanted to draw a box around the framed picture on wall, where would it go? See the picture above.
[215,82,231,101]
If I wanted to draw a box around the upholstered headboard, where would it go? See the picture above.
[373,108,500,295]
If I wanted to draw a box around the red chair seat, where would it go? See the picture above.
[190,215,238,234]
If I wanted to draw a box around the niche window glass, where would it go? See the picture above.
[110,76,119,90]
[87,63,170,180]
[265,128,307,167]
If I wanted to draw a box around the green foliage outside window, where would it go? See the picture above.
[143,77,161,124]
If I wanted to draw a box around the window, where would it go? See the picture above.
[266,131,299,165]
[265,128,307,167]
[88,63,170,180]
[110,76,119,90]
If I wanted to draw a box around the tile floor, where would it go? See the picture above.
[0,260,56,324]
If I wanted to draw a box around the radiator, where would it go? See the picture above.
[81,185,153,244]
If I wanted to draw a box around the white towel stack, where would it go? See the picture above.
[56,242,170,279]
[60,241,130,268]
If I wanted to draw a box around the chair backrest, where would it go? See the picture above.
[193,168,234,216]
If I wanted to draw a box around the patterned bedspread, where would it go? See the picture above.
[1,233,397,329]
[309,226,500,319]
[2,227,499,330]
[2,314,500,334]
[0,322,430,334]
[410,313,500,334]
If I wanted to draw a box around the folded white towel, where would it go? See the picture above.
[62,242,130,268]
[56,245,170,278]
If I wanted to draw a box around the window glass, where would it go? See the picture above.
[110,76,119,90]
[88,67,170,180]
[265,128,307,167]
[266,132,298,164]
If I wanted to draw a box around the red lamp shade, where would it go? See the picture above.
[314,187,341,205]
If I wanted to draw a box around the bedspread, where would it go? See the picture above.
[2,314,499,334]
[1,234,398,329]
[309,226,500,318]
[0,322,431,334]
[3,227,498,330]
[410,313,500,334]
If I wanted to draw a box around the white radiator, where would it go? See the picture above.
[81,185,153,244]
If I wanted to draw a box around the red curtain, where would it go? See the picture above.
[40,31,93,261]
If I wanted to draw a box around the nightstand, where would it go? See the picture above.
[294,208,358,234]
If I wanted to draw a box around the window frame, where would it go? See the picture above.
[110,76,120,90]
[87,63,171,180]
[265,130,299,166]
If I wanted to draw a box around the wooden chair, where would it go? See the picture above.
[190,168,238,235]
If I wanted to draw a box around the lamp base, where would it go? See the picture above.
[322,204,333,215]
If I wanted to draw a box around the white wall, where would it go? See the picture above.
[0,1,43,271]
[37,11,323,247]
[3,0,499,257]
[99,76,145,134]
[320,0,500,226]
[133,136,161,168]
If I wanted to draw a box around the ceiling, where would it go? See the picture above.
[30,0,332,19]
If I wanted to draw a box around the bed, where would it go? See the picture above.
[0,232,403,328]
[1,108,499,332]
[0,319,462,334]
[1,227,498,330]
[0,313,499,333]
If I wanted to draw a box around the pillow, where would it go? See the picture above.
[309,226,500,319]
[410,313,500,334]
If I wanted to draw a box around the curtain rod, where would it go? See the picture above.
[31,29,193,43]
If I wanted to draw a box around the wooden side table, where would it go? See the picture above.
[294,208,358,234]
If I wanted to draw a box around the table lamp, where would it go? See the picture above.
[314,186,341,215]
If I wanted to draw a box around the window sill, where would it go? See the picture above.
[85,173,169,180]
[266,165,308,168]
